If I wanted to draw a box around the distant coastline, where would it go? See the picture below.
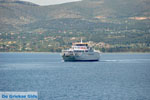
[0,51,150,53]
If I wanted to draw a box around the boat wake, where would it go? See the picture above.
[100,59,150,63]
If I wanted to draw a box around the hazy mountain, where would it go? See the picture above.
[43,0,150,19]
[0,0,150,31]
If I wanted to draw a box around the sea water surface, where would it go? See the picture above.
[0,53,150,100]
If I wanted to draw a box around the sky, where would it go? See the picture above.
[21,0,82,6]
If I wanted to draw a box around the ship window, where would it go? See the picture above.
[74,50,84,52]
[74,50,89,52]
[76,44,88,46]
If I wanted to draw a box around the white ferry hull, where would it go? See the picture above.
[62,52,100,61]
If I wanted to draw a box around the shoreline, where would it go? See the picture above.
[0,52,150,54]
[0,52,61,54]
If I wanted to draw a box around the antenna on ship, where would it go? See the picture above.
[81,38,83,43]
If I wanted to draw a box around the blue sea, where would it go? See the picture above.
[0,53,150,100]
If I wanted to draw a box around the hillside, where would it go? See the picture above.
[0,0,150,52]
[0,0,150,30]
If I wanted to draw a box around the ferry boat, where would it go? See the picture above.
[62,40,100,61]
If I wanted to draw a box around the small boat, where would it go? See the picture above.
[62,39,100,61]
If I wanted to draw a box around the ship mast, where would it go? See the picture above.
[81,38,83,43]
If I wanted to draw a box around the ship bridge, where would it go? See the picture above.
[72,42,90,51]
